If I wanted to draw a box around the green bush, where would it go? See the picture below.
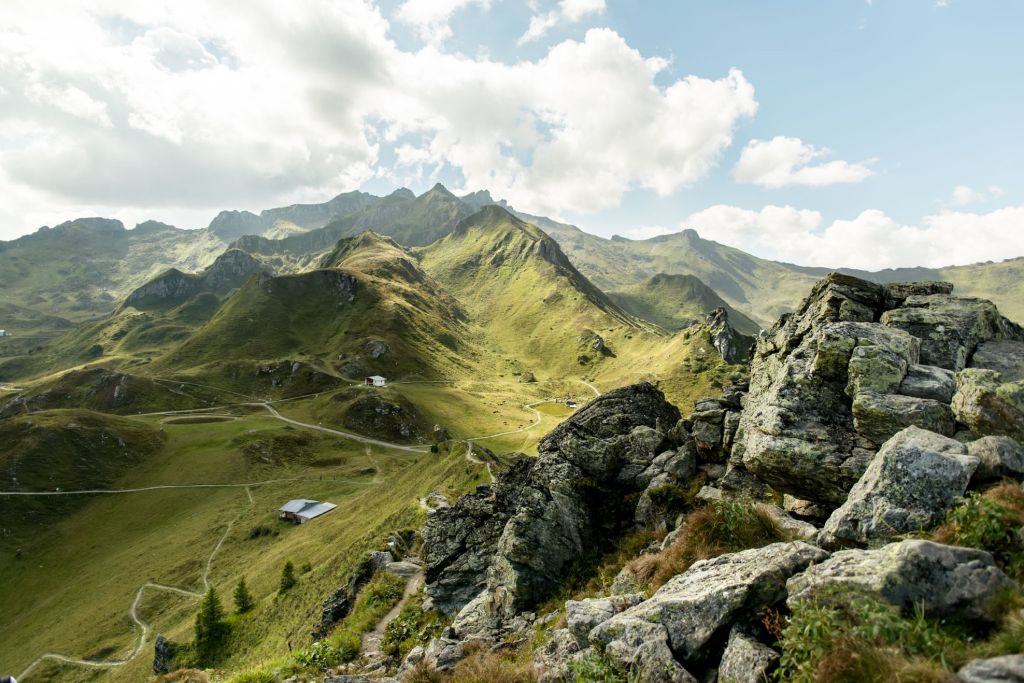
[383,593,447,658]
[775,587,961,683]
[935,485,1024,581]
[293,640,341,670]
[226,668,279,683]
[567,650,630,682]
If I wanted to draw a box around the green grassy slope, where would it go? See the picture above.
[0,219,226,323]
[418,206,662,376]
[608,273,762,334]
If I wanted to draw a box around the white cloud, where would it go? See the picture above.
[519,0,606,45]
[396,0,490,46]
[0,5,758,238]
[733,136,875,188]
[949,184,1006,206]
[951,185,985,206]
[685,203,1024,270]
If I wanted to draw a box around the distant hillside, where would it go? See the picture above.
[207,190,378,241]
[0,218,226,323]
[608,273,762,335]
[418,205,658,375]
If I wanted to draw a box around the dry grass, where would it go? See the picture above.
[627,497,786,591]
[813,640,956,683]
[153,670,210,683]
[402,644,537,683]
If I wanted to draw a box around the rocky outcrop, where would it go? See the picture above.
[123,249,267,310]
[566,593,644,647]
[153,634,173,674]
[590,542,827,670]
[787,540,1012,624]
[423,383,681,624]
[818,426,978,548]
[313,551,391,638]
[737,274,1022,505]
[705,307,755,364]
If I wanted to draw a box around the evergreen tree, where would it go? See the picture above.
[278,560,296,594]
[233,577,254,614]
[194,586,227,665]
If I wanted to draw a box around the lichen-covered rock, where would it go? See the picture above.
[787,540,1013,624]
[565,593,644,647]
[717,626,779,683]
[953,369,1024,442]
[959,654,1024,683]
[972,340,1024,382]
[881,295,1005,371]
[423,383,680,625]
[590,542,828,667]
[969,436,1024,483]
[818,426,978,548]
[739,275,1021,506]
[533,629,580,683]
[706,307,755,364]
[851,391,956,445]
[899,363,956,402]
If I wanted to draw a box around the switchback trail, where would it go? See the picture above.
[17,486,255,681]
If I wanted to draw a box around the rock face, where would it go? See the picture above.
[818,426,978,549]
[953,368,1024,442]
[737,274,1022,505]
[705,307,755,364]
[590,542,827,669]
[152,634,173,675]
[788,540,1013,624]
[123,248,267,309]
[422,383,681,623]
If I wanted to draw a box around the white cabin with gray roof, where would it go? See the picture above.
[279,499,337,524]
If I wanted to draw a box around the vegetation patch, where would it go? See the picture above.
[934,483,1024,581]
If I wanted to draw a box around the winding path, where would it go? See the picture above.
[16,486,255,681]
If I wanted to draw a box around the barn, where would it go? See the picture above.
[365,375,386,387]
[279,499,337,524]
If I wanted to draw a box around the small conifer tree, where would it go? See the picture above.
[233,577,254,613]
[278,560,297,594]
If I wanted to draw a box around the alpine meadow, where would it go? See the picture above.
[2,3,1024,683]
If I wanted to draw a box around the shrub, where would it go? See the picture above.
[278,560,296,594]
[775,586,962,683]
[383,593,447,659]
[225,669,278,683]
[293,640,340,670]
[566,650,629,682]
[934,484,1024,581]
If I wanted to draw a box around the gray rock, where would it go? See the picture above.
[970,340,1024,382]
[591,542,828,665]
[788,540,1013,624]
[819,426,978,548]
[152,634,173,675]
[696,485,725,504]
[717,626,779,683]
[881,295,1005,371]
[953,369,1024,442]
[899,363,956,402]
[423,383,679,622]
[969,436,1024,483]
[611,565,643,595]
[706,307,755,364]
[783,495,828,519]
[851,391,956,446]
[533,629,580,683]
[385,561,420,577]
[566,593,644,647]
[754,503,818,541]
[959,654,1024,683]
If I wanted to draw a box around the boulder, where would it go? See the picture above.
[706,307,755,364]
[717,626,779,683]
[899,363,956,403]
[565,593,644,647]
[959,654,1024,683]
[881,295,1005,371]
[787,540,1013,624]
[971,340,1024,382]
[152,634,173,675]
[590,542,828,666]
[953,369,1024,442]
[754,502,818,541]
[818,426,978,548]
[532,629,580,683]
[851,391,956,445]
[969,436,1024,483]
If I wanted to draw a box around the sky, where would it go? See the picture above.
[0,0,1021,269]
